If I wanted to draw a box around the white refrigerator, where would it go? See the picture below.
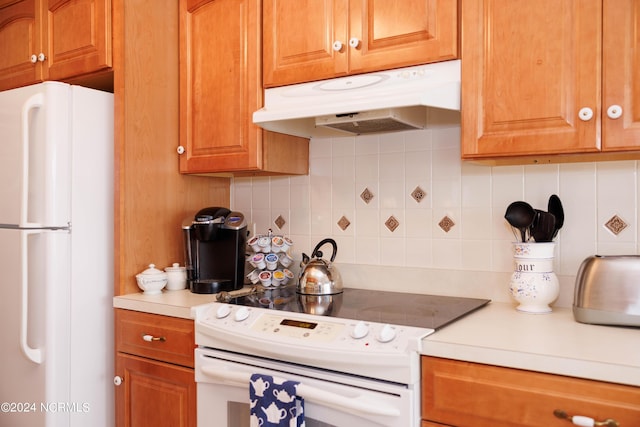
[0,82,114,427]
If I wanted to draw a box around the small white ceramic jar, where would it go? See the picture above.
[164,263,187,290]
[135,264,167,295]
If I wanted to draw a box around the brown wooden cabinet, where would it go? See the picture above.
[263,0,459,87]
[0,0,112,91]
[461,0,640,162]
[113,0,230,297]
[112,0,231,424]
[421,356,640,427]
[115,309,196,427]
[178,0,309,176]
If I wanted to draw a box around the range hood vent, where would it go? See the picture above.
[253,60,460,138]
[315,107,426,134]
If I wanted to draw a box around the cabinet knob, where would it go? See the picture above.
[553,409,619,427]
[606,104,622,119]
[177,145,185,155]
[332,40,344,52]
[578,107,594,121]
[113,376,123,386]
[30,54,38,64]
[37,53,46,62]
[349,37,361,49]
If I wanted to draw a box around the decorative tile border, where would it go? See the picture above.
[604,215,627,235]
[411,186,426,203]
[438,215,455,233]
[385,216,400,232]
[360,188,374,204]
[274,215,286,230]
[337,216,351,231]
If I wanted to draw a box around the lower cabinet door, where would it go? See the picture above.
[115,353,196,427]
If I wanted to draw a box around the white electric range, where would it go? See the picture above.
[194,285,490,427]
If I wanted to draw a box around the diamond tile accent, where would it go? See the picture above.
[337,216,351,231]
[274,215,286,230]
[360,188,374,204]
[438,216,455,233]
[385,216,400,232]
[411,186,426,203]
[605,215,628,235]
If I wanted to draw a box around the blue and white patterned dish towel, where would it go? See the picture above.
[250,373,305,427]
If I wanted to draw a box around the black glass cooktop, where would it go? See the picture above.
[222,285,490,330]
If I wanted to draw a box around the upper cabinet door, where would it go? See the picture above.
[461,0,601,159]
[0,0,43,89]
[264,0,458,87]
[348,0,458,75]
[180,0,262,173]
[601,0,640,151]
[179,0,308,175]
[263,0,349,87]
[45,0,112,81]
[0,0,111,91]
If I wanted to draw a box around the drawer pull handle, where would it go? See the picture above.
[553,409,619,427]
[142,334,166,342]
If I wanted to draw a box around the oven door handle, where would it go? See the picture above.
[200,365,401,417]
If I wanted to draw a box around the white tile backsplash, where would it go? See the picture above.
[231,122,640,307]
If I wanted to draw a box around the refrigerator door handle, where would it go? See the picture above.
[20,92,44,228]
[20,229,43,364]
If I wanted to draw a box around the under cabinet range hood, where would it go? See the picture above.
[253,59,460,138]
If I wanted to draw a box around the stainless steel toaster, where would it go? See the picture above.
[573,255,640,327]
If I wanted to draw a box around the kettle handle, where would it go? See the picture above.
[311,238,337,262]
[300,252,310,268]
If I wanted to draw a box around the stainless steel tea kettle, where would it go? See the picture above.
[297,238,343,295]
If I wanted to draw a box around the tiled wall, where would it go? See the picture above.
[232,114,639,305]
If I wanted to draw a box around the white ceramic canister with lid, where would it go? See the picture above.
[136,264,168,295]
[164,263,187,290]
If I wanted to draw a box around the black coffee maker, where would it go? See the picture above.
[182,207,247,294]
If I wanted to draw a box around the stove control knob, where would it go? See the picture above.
[350,321,369,339]
[376,324,396,343]
[234,307,250,322]
[216,304,231,319]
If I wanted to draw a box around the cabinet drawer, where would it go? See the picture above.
[422,356,640,427]
[116,309,195,368]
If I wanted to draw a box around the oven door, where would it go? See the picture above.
[195,348,419,427]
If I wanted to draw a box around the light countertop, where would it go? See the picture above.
[113,290,640,387]
[113,289,217,319]
[422,302,640,387]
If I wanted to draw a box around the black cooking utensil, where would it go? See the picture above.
[548,194,564,239]
[530,209,556,242]
[504,201,536,242]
